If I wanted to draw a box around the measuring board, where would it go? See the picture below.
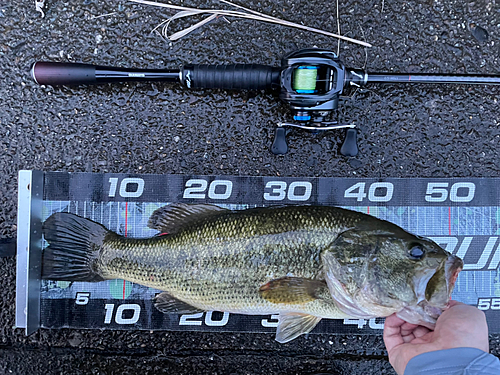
[15,171,500,336]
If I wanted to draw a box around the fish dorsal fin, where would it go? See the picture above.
[259,277,328,304]
[154,292,204,314]
[276,313,322,343]
[148,203,230,234]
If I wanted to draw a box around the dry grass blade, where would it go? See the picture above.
[167,13,218,41]
[336,0,341,56]
[129,0,372,47]
[219,0,281,21]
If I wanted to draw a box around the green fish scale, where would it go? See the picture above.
[97,206,363,315]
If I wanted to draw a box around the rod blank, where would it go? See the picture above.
[366,73,500,85]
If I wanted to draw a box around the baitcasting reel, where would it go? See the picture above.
[274,48,366,156]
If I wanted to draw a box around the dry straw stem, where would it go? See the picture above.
[129,0,372,48]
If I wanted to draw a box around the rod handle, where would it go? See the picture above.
[183,64,280,90]
[32,62,97,85]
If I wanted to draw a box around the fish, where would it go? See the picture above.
[41,203,463,343]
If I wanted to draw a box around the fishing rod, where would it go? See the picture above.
[32,48,500,156]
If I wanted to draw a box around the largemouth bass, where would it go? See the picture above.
[42,204,463,343]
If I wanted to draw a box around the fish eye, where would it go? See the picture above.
[409,244,425,259]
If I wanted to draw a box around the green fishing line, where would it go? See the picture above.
[293,66,318,93]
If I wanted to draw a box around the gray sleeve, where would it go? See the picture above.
[404,347,500,375]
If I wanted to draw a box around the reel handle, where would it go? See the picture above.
[271,124,358,156]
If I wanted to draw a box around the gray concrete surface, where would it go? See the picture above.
[1,0,500,374]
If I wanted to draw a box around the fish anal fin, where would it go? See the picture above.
[259,277,327,304]
[154,292,204,314]
[276,313,322,343]
[148,203,230,234]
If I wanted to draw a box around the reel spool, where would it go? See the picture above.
[293,66,319,94]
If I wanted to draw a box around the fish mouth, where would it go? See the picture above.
[397,254,463,328]
[445,254,463,295]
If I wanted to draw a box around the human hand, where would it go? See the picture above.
[383,300,489,375]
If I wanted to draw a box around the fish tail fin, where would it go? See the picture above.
[42,212,110,282]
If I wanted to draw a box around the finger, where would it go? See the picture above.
[412,326,431,339]
[401,333,415,343]
[447,300,465,308]
[401,326,431,343]
[383,314,406,350]
[384,314,406,339]
[410,331,434,345]
[400,322,420,336]
[384,313,406,330]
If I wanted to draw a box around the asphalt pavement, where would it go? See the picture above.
[1,0,500,374]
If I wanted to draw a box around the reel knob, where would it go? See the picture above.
[271,127,288,155]
[340,128,358,157]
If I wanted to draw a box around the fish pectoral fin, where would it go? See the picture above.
[259,277,327,304]
[276,313,322,343]
[154,292,204,314]
[148,203,230,234]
